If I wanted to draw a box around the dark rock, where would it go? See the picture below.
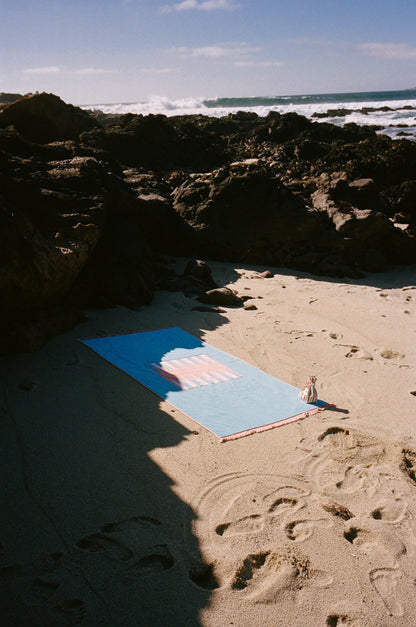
[312,108,354,119]
[0,155,107,313]
[347,178,382,210]
[0,93,100,144]
[183,259,218,290]
[395,180,416,221]
[294,139,329,161]
[0,147,155,353]
[197,287,244,307]
[160,259,218,296]
[0,92,24,105]
[311,183,412,268]
[192,305,226,313]
[172,163,348,274]
[1,91,416,354]
[82,112,228,171]
[321,135,416,188]
[119,168,189,254]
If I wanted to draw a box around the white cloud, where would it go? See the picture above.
[141,67,180,74]
[357,42,416,61]
[23,66,60,74]
[172,43,258,58]
[23,66,117,76]
[234,60,283,68]
[161,0,239,13]
[74,68,116,75]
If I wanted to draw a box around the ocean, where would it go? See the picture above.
[83,89,416,140]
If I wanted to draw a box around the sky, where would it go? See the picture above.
[1,0,416,105]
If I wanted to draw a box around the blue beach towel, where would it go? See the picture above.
[80,327,331,441]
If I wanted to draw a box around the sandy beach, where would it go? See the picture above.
[1,258,415,626]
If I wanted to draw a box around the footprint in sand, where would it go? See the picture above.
[267,496,300,517]
[76,516,176,584]
[321,500,354,521]
[337,344,373,360]
[336,467,369,494]
[76,516,164,562]
[17,378,41,391]
[286,329,316,340]
[100,515,162,534]
[124,544,174,578]
[213,485,309,538]
[231,551,270,590]
[308,458,376,499]
[308,428,386,495]
[0,563,26,582]
[189,562,220,590]
[370,567,403,617]
[76,532,134,561]
[285,518,332,542]
[23,577,60,607]
[343,521,407,562]
[379,348,402,359]
[326,613,362,626]
[322,330,343,340]
[215,514,264,538]
[0,552,64,584]
[49,598,86,625]
[195,474,310,545]
[370,500,408,524]
[400,449,416,485]
[230,550,325,604]
[317,426,354,446]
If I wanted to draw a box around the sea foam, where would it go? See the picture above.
[82,90,416,139]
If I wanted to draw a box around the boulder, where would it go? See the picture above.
[340,178,383,211]
[158,259,218,296]
[120,169,191,253]
[183,259,218,290]
[198,287,244,307]
[0,149,155,353]
[0,92,100,144]
[171,163,346,273]
[395,180,416,222]
[311,185,412,269]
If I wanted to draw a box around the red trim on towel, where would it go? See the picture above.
[219,403,335,442]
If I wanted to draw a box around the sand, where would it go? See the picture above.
[1,259,415,626]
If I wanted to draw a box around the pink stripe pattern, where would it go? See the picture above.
[148,354,241,390]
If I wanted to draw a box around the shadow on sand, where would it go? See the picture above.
[0,289,234,625]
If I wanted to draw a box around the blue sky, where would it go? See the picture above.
[1,0,416,104]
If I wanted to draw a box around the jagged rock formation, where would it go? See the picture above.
[1,92,415,353]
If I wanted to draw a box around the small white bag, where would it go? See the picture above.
[299,375,318,403]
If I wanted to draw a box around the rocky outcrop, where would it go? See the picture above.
[158,259,219,295]
[171,163,345,273]
[0,137,155,353]
[82,112,229,170]
[0,93,415,353]
[0,92,100,144]
[0,92,24,106]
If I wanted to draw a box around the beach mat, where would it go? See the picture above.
[80,327,331,442]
